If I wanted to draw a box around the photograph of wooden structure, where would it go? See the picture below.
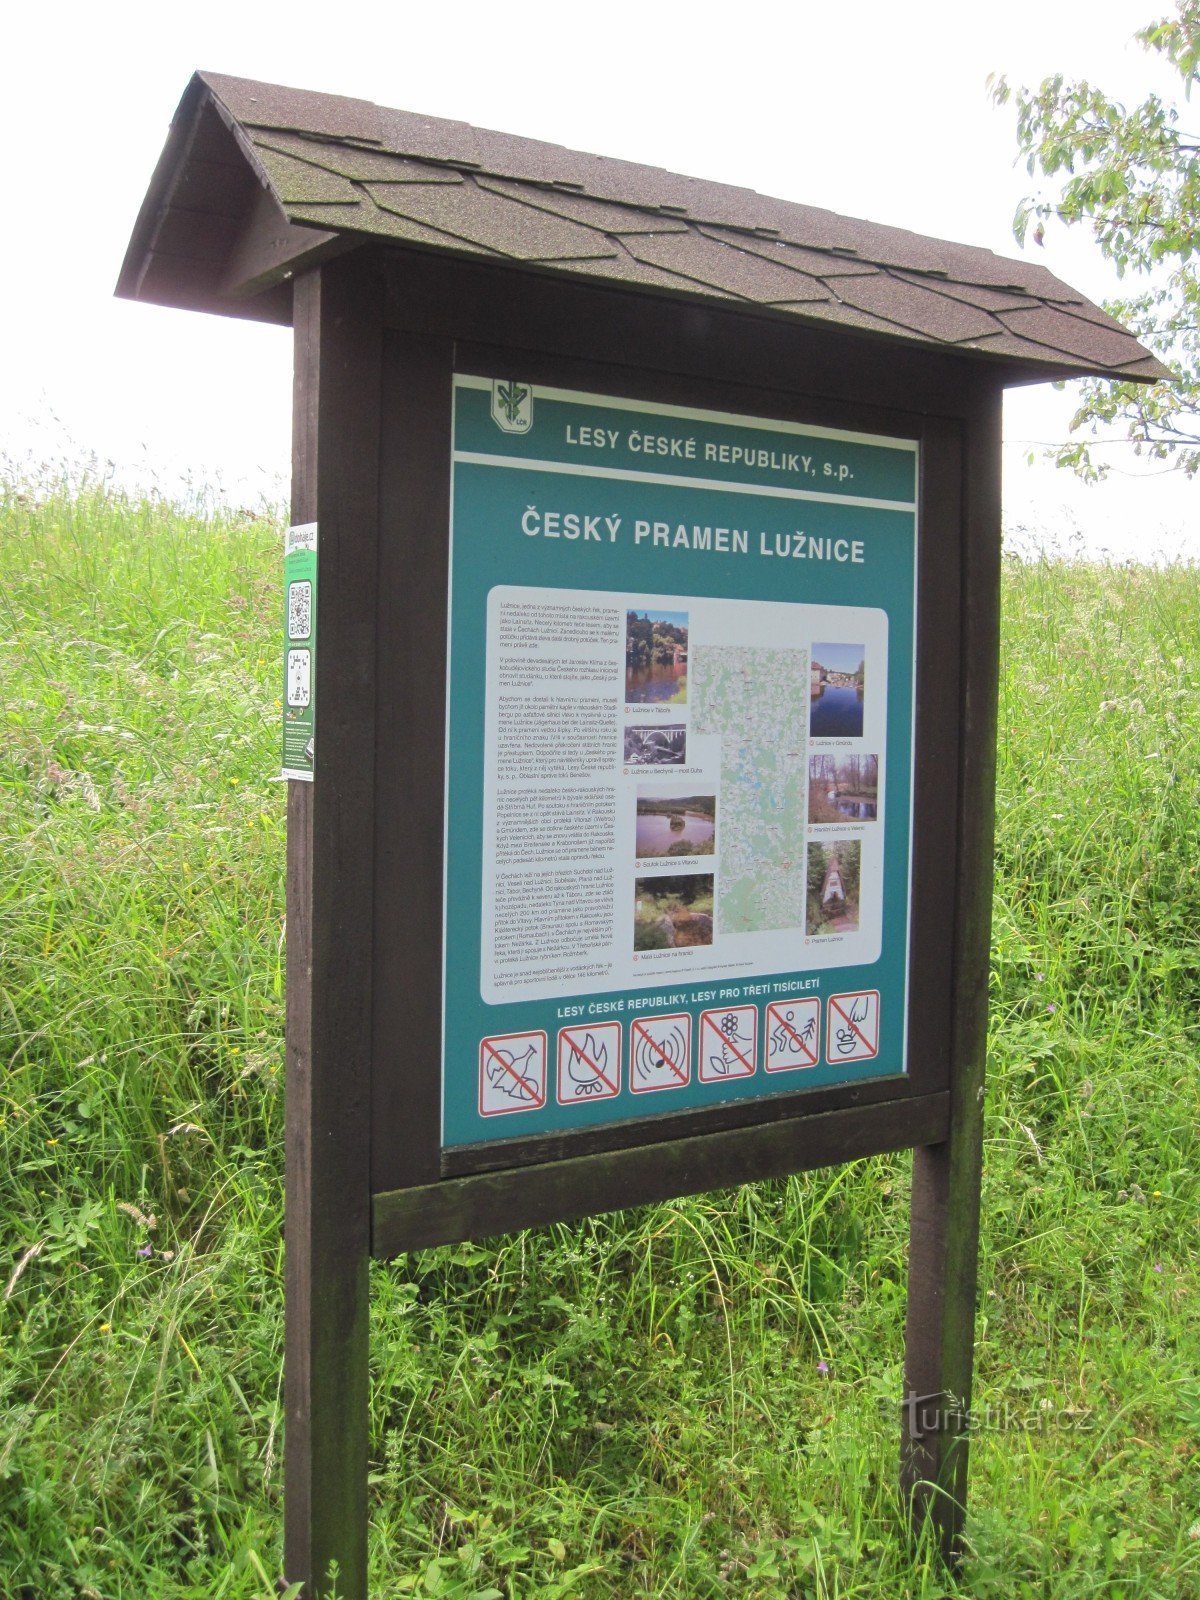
[118,72,1164,1599]
[822,853,845,906]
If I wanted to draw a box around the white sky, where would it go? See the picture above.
[2,1,1194,560]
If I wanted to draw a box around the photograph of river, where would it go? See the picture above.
[636,793,716,858]
[810,642,865,737]
[626,608,688,705]
[808,753,879,823]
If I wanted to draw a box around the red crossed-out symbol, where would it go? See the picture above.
[557,1023,620,1103]
[479,1031,546,1115]
[827,991,879,1061]
[765,999,820,1070]
[630,1015,690,1091]
[699,1007,756,1081]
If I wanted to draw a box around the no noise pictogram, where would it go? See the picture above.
[629,1013,691,1093]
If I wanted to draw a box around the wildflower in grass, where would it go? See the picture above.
[98,1323,111,1334]
[1046,1003,1057,1014]
[817,1360,829,1376]
[137,1245,152,1259]
[1153,1263,1163,1274]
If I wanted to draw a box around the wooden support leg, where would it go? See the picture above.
[902,1129,985,1561]
[901,383,1001,1564]
[284,257,382,1600]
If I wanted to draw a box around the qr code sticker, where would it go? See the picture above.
[288,580,312,641]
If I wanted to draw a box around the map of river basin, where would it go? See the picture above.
[690,646,810,934]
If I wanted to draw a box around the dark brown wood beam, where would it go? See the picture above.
[284,254,383,1600]
[373,1092,949,1255]
[901,375,1004,1564]
[220,183,347,300]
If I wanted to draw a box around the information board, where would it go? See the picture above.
[443,378,918,1150]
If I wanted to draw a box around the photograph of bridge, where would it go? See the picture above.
[624,724,687,765]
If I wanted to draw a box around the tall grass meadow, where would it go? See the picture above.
[1,467,1197,1597]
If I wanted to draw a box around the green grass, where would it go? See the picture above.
[1,476,1198,1598]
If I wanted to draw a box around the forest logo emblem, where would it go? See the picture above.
[491,379,533,434]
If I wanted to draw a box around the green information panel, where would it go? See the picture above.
[443,379,918,1150]
[282,522,317,781]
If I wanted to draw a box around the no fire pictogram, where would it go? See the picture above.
[699,1006,757,1083]
[765,998,821,1072]
[557,1023,621,1104]
[479,1030,547,1116]
[629,1013,691,1093]
[826,991,880,1063]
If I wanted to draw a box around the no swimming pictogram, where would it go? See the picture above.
[698,1006,757,1083]
[479,1030,547,1116]
[557,1022,621,1104]
[764,998,821,1072]
[826,991,880,1063]
[629,1013,691,1093]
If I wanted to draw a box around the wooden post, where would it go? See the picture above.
[284,255,382,1600]
[901,382,1003,1562]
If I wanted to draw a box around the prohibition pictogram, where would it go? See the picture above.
[557,1022,621,1104]
[764,998,821,1072]
[629,1013,691,1093]
[826,990,880,1063]
[698,1006,757,1083]
[478,1030,547,1116]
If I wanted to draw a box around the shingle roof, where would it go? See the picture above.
[118,71,1168,384]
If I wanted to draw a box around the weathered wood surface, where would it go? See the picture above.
[368,330,453,1196]
[373,1092,949,1255]
[284,255,382,1600]
[219,183,345,300]
[901,378,1003,1564]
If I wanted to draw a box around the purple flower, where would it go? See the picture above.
[137,1245,152,1258]
[1153,1263,1163,1274]
[1046,1003,1057,1014]
[816,1360,829,1376]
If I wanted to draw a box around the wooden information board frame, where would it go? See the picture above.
[116,73,1162,1600]
[284,247,1000,1597]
